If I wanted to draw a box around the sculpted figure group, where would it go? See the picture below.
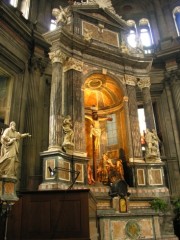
[97,152,124,184]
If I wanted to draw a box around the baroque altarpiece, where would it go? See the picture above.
[1,0,180,239]
[38,1,176,239]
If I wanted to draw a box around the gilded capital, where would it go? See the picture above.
[49,50,67,64]
[63,57,84,72]
[137,77,151,89]
[125,74,136,86]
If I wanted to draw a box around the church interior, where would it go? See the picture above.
[0,0,180,239]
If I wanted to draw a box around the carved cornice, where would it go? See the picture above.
[137,77,151,89]
[44,27,152,71]
[125,74,136,86]
[63,57,84,72]
[49,50,67,64]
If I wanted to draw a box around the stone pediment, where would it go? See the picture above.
[70,2,129,48]
[72,1,128,30]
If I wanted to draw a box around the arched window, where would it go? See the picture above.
[173,6,180,36]
[10,0,18,7]
[50,19,57,31]
[139,18,153,53]
[21,0,30,19]
[127,20,137,48]
[106,113,118,146]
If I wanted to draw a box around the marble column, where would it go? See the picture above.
[169,70,180,133]
[48,50,66,151]
[63,57,86,154]
[125,75,142,159]
[123,96,134,161]
[137,77,156,131]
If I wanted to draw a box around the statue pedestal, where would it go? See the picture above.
[39,150,89,190]
[130,161,165,188]
[0,176,19,202]
[0,176,19,240]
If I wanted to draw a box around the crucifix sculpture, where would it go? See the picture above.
[86,106,112,181]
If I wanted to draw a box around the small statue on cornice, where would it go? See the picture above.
[120,40,129,54]
[52,5,71,26]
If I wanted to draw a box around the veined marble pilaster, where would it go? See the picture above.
[137,77,156,131]
[126,77,142,159]
[48,50,67,151]
[63,57,86,153]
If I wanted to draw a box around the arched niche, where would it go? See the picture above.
[83,73,128,166]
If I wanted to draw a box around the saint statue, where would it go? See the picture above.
[145,128,160,159]
[52,0,76,26]
[62,115,74,148]
[0,121,31,178]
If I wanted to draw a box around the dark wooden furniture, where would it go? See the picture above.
[7,189,97,240]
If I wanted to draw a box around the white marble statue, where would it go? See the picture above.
[62,115,74,148]
[145,128,160,159]
[0,121,31,178]
[52,5,72,26]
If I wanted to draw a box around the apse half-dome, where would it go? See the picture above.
[84,73,123,110]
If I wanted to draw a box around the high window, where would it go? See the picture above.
[50,19,57,31]
[10,0,18,7]
[127,18,153,54]
[106,113,118,146]
[173,6,180,36]
[139,18,153,53]
[21,0,30,19]
[127,20,137,48]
